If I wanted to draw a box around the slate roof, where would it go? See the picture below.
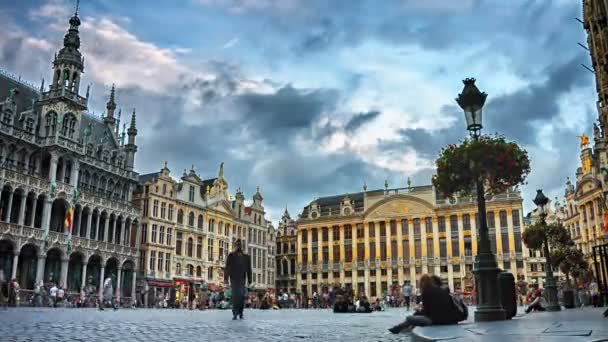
[299,186,433,218]
[0,73,40,130]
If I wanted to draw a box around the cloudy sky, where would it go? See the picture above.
[0,0,597,223]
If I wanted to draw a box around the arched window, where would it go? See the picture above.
[45,112,57,136]
[196,237,203,259]
[208,267,213,280]
[177,209,184,224]
[197,215,204,229]
[187,237,194,257]
[209,218,215,233]
[187,264,194,276]
[188,212,195,226]
[282,259,288,275]
[175,263,182,275]
[196,266,202,277]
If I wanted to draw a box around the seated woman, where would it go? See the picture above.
[333,295,349,313]
[525,285,546,314]
[356,295,372,313]
[389,274,460,334]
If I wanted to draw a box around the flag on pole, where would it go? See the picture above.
[65,207,74,234]
[600,193,608,234]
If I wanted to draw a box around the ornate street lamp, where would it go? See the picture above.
[532,189,561,311]
[456,78,506,321]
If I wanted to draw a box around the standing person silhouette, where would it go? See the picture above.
[224,239,252,320]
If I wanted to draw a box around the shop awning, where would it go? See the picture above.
[148,281,174,288]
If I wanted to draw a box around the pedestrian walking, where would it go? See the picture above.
[49,284,58,308]
[224,239,252,320]
[100,276,114,311]
[34,280,43,307]
[402,281,412,311]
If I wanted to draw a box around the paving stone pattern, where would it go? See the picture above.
[1,307,413,342]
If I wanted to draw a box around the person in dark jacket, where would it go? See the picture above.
[389,274,460,334]
[224,239,252,320]
[333,295,349,313]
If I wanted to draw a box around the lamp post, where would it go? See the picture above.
[532,189,561,311]
[456,78,506,321]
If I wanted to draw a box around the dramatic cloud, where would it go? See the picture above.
[0,0,597,222]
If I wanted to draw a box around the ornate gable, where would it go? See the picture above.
[364,195,434,219]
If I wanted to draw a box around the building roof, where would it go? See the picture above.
[0,73,40,129]
[299,185,433,218]
[139,172,160,184]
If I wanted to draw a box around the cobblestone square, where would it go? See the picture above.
[2,308,412,342]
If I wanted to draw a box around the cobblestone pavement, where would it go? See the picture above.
[1,307,412,342]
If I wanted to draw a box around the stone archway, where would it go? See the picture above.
[10,188,25,224]
[0,239,15,280]
[86,254,102,289]
[49,198,69,233]
[67,252,85,292]
[121,259,135,298]
[0,184,13,222]
[17,244,38,289]
[34,194,46,229]
[105,257,119,289]
[44,248,63,284]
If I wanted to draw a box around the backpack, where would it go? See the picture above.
[450,294,468,322]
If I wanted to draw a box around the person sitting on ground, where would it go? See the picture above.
[389,274,461,334]
[525,284,546,314]
[333,294,349,313]
[356,295,372,313]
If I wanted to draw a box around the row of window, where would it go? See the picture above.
[300,231,523,264]
[299,260,526,281]
[301,210,521,243]
[144,199,249,238]
[141,224,173,246]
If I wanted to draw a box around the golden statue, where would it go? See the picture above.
[580,134,590,148]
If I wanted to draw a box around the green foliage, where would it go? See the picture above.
[522,222,545,250]
[432,135,531,198]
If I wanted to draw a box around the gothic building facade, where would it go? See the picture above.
[0,10,141,302]
[275,208,297,294]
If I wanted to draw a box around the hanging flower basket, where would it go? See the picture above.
[432,135,530,197]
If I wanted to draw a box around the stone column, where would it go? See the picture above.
[131,271,137,305]
[104,217,110,243]
[98,266,105,300]
[75,208,82,237]
[17,194,27,225]
[351,224,357,266]
[35,254,46,283]
[85,211,92,239]
[41,199,52,233]
[432,217,441,276]
[374,222,381,296]
[29,197,38,227]
[363,221,370,297]
[120,220,126,246]
[11,252,19,280]
[49,153,59,183]
[60,256,69,288]
[70,160,79,187]
[80,262,87,290]
[5,190,13,222]
[339,225,345,285]
[59,161,66,184]
[115,267,122,301]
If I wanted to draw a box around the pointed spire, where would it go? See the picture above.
[85,84,90,99]
[39,78,45,93]
[218,162,224,178]
[130,108,136,128]
[363,181,367,192]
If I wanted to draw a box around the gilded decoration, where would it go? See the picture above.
[366,198,434,219]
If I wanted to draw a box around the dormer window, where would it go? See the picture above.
[189,185,195,202]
